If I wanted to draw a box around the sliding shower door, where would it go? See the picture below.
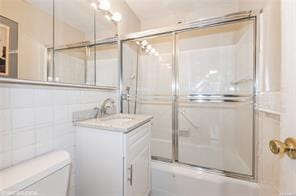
[121,16,257,178]
[176,20,255,175]
[122,34,174,160]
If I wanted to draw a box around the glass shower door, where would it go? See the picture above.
[176,20,255,175]
[122,34,174,160]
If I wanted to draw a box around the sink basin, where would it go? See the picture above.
[100,115,134,124]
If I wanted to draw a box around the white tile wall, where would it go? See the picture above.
[0,84,118,196]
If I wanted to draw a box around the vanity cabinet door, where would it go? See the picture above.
[125,123,151,196]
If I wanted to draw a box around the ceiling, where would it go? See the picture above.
[124,0,240,27]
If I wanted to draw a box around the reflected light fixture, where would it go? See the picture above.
[111,12,122,22]
[99,0,111,11]
[138,40,159,57]
[91,0,122,23]
[91,2,98,9]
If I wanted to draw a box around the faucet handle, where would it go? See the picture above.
[101,98,116,116]
[93,107,101,118]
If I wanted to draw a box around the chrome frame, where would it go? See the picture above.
[172,32,179,162]
[45,37,118,89]
[0,33,118,90]
[119,10,262,182]
[120,10,260,41]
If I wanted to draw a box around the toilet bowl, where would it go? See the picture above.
[0,151,71,196]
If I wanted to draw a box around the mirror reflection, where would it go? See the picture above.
[0,0,118,87]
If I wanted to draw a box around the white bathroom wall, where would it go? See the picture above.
[0,84,118,196]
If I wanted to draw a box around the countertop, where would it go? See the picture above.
[74,113,153,133]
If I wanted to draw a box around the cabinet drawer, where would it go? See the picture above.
[126,122,151,148]
[125,122,151,160]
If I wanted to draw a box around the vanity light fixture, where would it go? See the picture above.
[111,12,122,22]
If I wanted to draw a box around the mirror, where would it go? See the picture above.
[0,14,18,78]
[0,0,118,88]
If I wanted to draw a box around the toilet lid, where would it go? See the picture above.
[0,151,71,195]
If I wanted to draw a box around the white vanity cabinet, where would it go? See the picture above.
[124,123,151,196]
[75,116,152,196]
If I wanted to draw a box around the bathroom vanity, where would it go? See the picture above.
[75,114,153,196]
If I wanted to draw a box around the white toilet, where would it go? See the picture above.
[0,151,71,196]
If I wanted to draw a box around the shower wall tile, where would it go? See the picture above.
[0,87,10,109]
[35,125,54,142]
[10,88,36,108]
[35,107,54,125]
[0,151,11,169]
[11,108,35,129]
[12,144,35,164]
[0,109,11,132]
[0,131,12,153]
[35,89,54,107]
[12,128,35,149]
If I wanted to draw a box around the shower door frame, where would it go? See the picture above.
[119,10,262,181]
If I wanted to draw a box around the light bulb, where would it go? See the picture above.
[99,0,110,11]
[111,12,122,22]
[151,48,156,53]
[91,2,98,9]
[141,40,148,46]
[147,45,152,50]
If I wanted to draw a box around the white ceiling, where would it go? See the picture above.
[124,0,240,27]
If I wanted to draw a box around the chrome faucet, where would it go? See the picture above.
[93,98,116,118]
[101,98,116,117]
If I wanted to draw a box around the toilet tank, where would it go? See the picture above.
[0,151,71,196]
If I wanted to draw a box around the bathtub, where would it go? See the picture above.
[151,138,252,175]
[151,161,259,196]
